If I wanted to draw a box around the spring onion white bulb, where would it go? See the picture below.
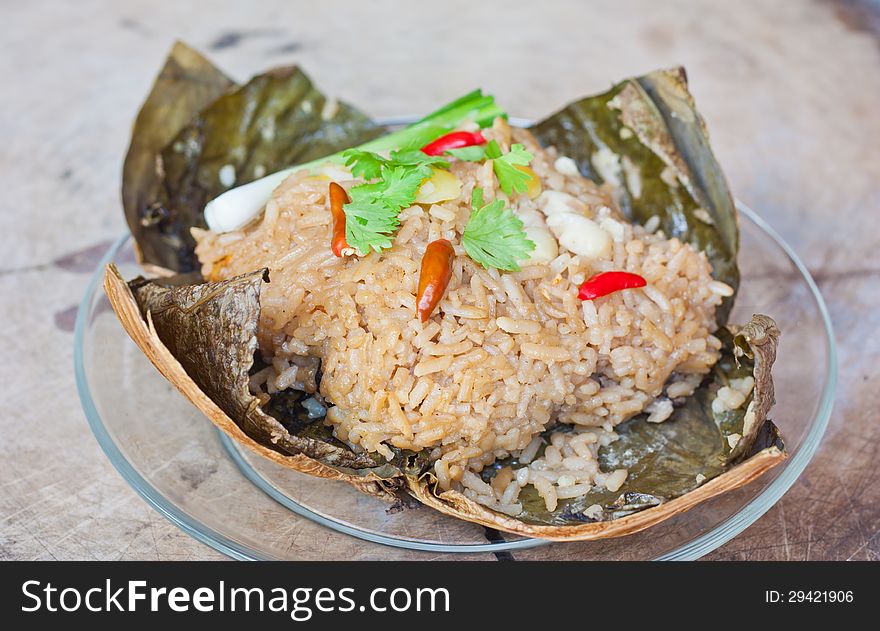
[204,168,296,232]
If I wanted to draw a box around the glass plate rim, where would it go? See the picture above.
[74,202,836,561]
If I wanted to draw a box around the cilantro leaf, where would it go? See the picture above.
[347,181,386,203]
[501,143,532,166]
[493,161,531,197]
[484,139,503,159]
[343,195,400,254]
[490,143,534,197]
[375,165,430,210]
[341,153,437,254]
[446,145,486,162]
[388,149,449,170]
[471,185,486,210]
[342,149,388,180]
[462,187,534,272]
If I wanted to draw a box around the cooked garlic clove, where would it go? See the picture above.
[516,208,547,228]
[554,156,580,176]
[546,213,612,259]
[415,169,462,204]
[521,226,559,266]
[537,190,589,217]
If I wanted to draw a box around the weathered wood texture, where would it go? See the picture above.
[1,0,877,560]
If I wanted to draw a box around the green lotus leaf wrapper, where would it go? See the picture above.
[531,68,739,324]
[107,43,785,541]
[123,42,385,274]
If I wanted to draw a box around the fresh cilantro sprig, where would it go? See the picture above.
[343,192,399,253]
[340,150,448,254]
[443,140,535,198]
[388,149,449,169]
[371,165,429,209]
[342,149,448,179]
[462,187,534,272]
[485,140,534,197]
[341,149,387,180]
[445,145,487,162]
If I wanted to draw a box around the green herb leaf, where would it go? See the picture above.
[471,185,486,210]
[375,165,431,210]
[490,143,534,197]
[343,194,400,254]
[462,187,535,271]
[446,145,487,162]
[342,149,388,180]
[388,149,449,170]
[502,144,532,166]
[484,139,503,159]
[341,151,440,254]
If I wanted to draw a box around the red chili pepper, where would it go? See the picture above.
[420,131,486,156]
[328,182,354,257]
[578,271,647,301]
[416,239,455,322]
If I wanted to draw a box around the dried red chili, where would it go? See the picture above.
[420,131,486,156]
[578,271,647,301]
[416,239,455,322]
[328,182,354,257]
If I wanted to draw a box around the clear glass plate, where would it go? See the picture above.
[75,201,835,560]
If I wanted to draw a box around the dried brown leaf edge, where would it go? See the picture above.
[105,264,784,540]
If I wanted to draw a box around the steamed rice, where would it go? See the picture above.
[193,120,727,515]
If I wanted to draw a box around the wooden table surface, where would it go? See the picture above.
[2,0,878,561]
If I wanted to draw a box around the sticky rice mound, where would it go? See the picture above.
[193,120,730,515]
